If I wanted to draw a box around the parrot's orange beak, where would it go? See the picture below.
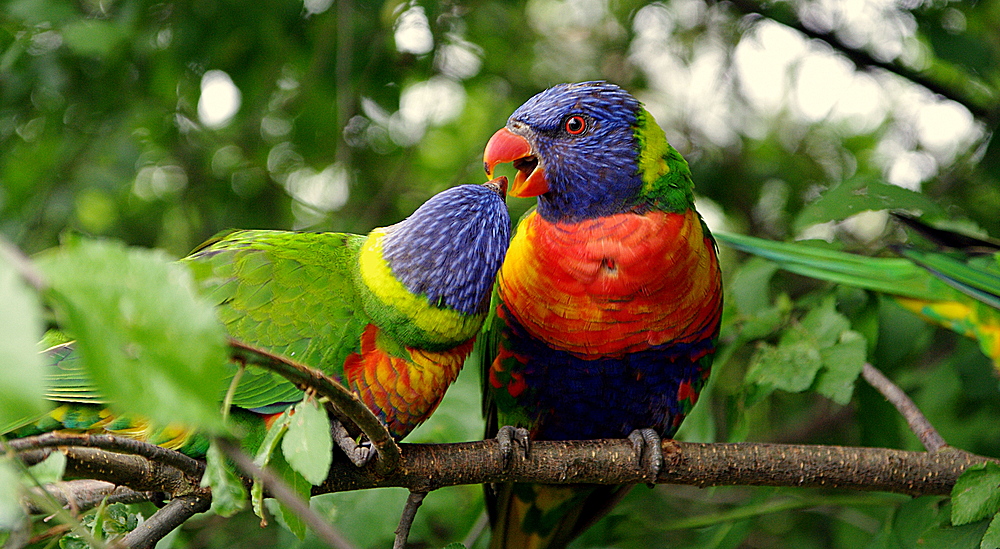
[483,127,548,198]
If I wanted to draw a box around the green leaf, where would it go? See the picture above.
[202,440,247,517]
[282,399,332,486]
[252,411,291,519]
[918,518,991,549]
[0,254,48,428]
[0,457,24,530]
[442,544,468,549]
[61,20,128,57]
[983,513,1000,549]
[893,496,944,548]
[729,258,779,316]
[264,448,310,540]
[35,239,229,433]
[800,295,850,348]
[814,330,867,405]
[793,176,945,231]
[953,462,1000,526]
[745,339,823,394]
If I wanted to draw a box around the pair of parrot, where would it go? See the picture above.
[17,82,726,549]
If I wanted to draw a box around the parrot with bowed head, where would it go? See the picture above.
[716,213,1000,370]
[479,81,723,549]
[14,180,511,462]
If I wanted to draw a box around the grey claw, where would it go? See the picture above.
[496,425,531,468]
[628,428,663,485]
[332,420,378,467]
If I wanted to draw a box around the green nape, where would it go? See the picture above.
[634,108,695,213]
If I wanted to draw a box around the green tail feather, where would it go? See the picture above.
[715,231,949,301]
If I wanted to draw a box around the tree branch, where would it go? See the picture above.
[308,439,989,497]
[5,432,204,478]
[228,339,402,474]
[724,0,997,122]
[862,363,947,452]
[25,480,153,515]
[120,494,211,549]
[19,437,991,508]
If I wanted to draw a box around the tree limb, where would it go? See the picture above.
[862,363,947,452]
[312,439,990,497]
[17,437,991,508]
[724,0,997,122]
[25,480,153,515]
[120,494,211,549]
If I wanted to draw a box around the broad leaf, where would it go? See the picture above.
[282,399,332,486]
[252,411,291,520]
[264,448,310,540]
[0,458,24,530]
[793,176,945,232]
[35,239,228,432]
[0,253,48,427]
[202,441,247,517]
[953,463,1000,526]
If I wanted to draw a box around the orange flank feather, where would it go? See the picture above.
[498,208,722,357]
[343,324,474,438]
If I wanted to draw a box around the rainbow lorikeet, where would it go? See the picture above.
[716,213,1000,369]
[479,82,724,549]
[13,180,511,462]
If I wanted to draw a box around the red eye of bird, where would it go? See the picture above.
[565,115,587,135]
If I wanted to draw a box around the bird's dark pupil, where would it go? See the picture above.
[566,116,585,134]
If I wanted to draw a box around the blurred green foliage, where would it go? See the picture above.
[5,0,1000,547]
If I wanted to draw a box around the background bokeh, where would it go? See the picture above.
[4,0,1000,547]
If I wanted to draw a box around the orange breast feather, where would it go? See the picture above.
[343,324,472,438]
[498,209,722,356]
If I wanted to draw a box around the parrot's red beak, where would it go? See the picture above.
[483,127,548,198]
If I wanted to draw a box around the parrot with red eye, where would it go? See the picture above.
[11,179,511,463]
[479,81,723,549]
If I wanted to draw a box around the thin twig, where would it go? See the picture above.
[724,0,996,122]
[462,511,490,549]
[392,491,426,549]
[214,437,359,549]
[0,235,48,291]
[229,339,402,473]
[119,494,211,549]
[861,363,947,452]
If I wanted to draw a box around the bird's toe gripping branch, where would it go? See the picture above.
[628,428,663,485]
[332,419,378,467]
[496,425,531,469]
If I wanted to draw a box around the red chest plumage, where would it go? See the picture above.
[498,209,722,356]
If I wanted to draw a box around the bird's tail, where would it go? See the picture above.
[715,231,940,301]
[487,482,632,549]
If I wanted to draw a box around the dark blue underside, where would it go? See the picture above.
[496,308,714,441]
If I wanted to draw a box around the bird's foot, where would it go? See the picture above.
[627,428,663,486]
[332,419,377,467]
[496,425,531,468]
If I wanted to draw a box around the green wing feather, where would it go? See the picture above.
[181,230,369,409]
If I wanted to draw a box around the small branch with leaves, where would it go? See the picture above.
[6,340,996,548]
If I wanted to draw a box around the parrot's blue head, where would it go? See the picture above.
[381,180,511,316]
[484,81,647,221]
